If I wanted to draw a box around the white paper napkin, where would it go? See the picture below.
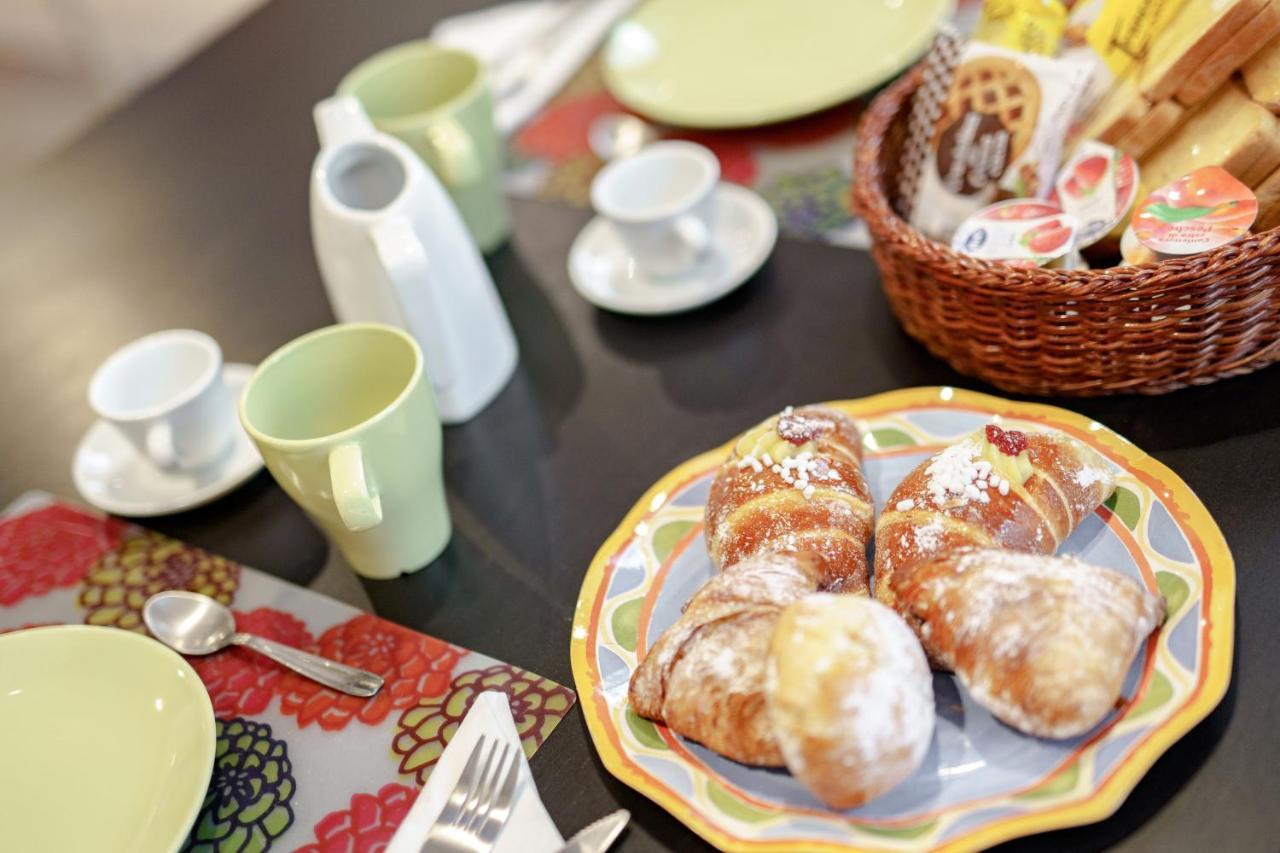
[386,691,564,853]
[431,0,637,135]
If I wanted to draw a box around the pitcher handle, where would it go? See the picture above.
[369,217,458,391]
[314,95,376,148]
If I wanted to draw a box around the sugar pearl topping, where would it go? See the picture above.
[731,407,852,501]
[924,438,992,505]
[922,425,1031,507]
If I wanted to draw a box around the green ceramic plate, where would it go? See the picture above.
[0,626,215,852]
[602,0,952,129]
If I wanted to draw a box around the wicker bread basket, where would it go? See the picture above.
[852,68,1280,396]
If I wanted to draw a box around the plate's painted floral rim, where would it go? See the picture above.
[569,387,1235,852]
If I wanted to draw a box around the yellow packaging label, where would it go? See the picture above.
[976,0,1068,56]
[1086,0,1188,77]
[974,0,1018,42]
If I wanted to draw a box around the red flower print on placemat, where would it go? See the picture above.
[295,783,415,853]
[278,614,462,731]
[514,90,627,162]
[0,503,129,606]
[392,664,576,785]
[189,608,314,719]
[78,531,240,632]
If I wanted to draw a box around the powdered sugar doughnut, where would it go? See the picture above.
[765,594,935,809]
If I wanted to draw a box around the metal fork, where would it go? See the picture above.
[420,735,521,853]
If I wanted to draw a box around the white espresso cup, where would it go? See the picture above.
[590,140,719,278]
[89,330,236,471]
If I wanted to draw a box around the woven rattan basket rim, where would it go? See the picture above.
[852,67,1280,299]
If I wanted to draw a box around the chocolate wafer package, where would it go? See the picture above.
[910,42,1092,240]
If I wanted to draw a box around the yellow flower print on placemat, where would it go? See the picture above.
[79,531,240,632]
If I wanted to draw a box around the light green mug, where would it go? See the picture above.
[338,40,510,253]
[239,323,450,578]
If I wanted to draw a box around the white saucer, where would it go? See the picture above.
[73,363,264,517]
[568,182,778,316]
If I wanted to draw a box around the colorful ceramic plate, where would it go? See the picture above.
[571,387,1234,852]
[601,0,952,129]
[0,625,215,852]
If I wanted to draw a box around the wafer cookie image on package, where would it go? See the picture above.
[909,42,1091,240]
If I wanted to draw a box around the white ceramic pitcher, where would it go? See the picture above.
[310,95,517,424]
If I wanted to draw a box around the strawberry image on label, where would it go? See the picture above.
[952,198,1079,266]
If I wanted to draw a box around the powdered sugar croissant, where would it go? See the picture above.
[874,423,1116,614]
[628,551,824,766]
[895,548,1165,738]
[706,406,874,593]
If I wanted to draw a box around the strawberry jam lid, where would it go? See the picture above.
[952,199,1080,266]
[1051,141,1139,249]
[1132,166,1257,255]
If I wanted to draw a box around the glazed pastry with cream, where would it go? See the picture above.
[706,405,874,593]
[873,423,1116,616]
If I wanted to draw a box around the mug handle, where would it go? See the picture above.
[420,117,482,187]
[329,444,383,532]
[370,217,458,391]
[673,214,712,259]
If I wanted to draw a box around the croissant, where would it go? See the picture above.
[874,424,1115,613]
[895,548,1165,738]
[628,551,823,766]
[706,406,874,593]
[766,594,935,808]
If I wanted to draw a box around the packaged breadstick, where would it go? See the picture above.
[910,42,1092,240]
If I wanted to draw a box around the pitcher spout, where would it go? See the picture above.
[314,95,377,148]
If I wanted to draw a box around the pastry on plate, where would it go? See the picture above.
[766,593,935,808]
[628,551,824,766]
[706,405,874,593]
[895,548,1165,738]
[874,423,1115,614]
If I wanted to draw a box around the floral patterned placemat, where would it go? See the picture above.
[0,492,576,853]
[503,1,982,248]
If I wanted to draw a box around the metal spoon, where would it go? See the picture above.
[588,113,656,161]
[143,591,383,697]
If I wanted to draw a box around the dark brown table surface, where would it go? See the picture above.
[1,2,1276,850]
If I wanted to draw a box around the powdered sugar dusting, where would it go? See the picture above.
[913,519,945,553]
[909,549,1164,738]
[1075,465,1110,489]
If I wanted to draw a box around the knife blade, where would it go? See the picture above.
[555,809,629,853]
